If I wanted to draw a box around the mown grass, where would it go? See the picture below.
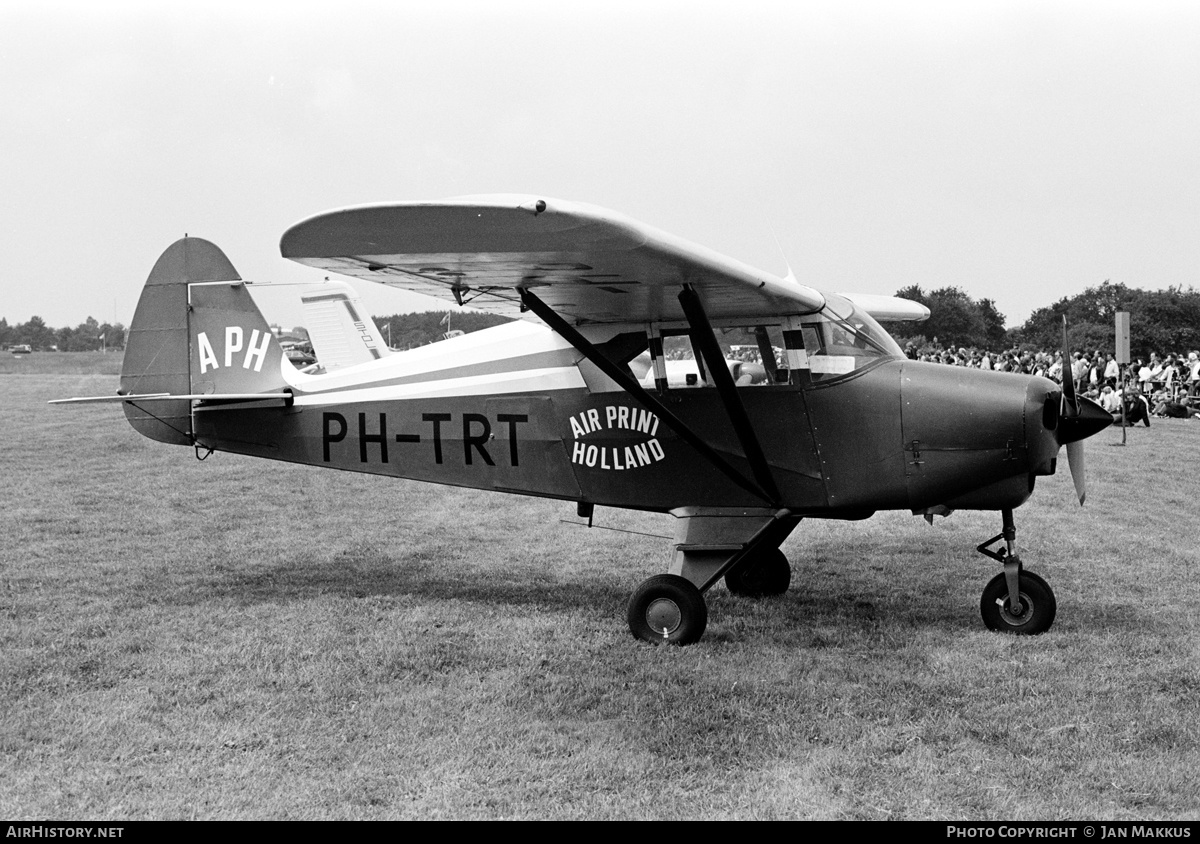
[2,357,1198,819]
[0,351,124,377]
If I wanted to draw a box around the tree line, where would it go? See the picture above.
[891,282,1200,357]
[1,316,125,352]
[371,311,511,350]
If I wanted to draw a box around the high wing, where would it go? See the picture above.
[842,293,931,323]
[279,195,827,325]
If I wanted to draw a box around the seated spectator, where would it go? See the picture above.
[1150,389,1171,416]
[1122,388,1152,427]
[1155,394,1200,419]
[1100,385,1123,416]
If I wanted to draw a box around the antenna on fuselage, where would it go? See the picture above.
[769,224,798,285]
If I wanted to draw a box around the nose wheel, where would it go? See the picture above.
[976,508,1057,635]
[980,570,1056,634]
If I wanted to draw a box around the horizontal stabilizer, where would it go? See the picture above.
[51,392,292,405]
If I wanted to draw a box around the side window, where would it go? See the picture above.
[643,324,789,389]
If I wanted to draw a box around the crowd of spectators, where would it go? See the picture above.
[901,339,1200,423]
[693,336,1200,423]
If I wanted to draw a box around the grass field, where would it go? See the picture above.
[2,353,1198,820]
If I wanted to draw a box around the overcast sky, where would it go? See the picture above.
[2,0,1197,331]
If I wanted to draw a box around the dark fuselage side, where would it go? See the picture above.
[192,358,1055,516]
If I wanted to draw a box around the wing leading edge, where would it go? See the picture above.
[279,196,826,325]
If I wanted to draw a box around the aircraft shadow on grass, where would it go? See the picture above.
[175,548,985,639]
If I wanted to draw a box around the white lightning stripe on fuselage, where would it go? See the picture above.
[290,366,587,405]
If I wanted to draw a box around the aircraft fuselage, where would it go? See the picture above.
[192,357,1059,517]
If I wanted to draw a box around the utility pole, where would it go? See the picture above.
[1115,311,1130,445]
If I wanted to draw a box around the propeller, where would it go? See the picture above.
[1060,316,1079,418]
[1066,440,1087,505]
[1054,316,1112,505]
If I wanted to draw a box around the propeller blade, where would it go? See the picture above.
[1061,316,1078,418]
[1066,440,1086,505]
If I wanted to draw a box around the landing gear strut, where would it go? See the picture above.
[976,508,1057,634]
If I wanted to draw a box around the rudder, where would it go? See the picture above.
[188,281,287,396]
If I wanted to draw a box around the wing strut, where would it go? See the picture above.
[677,284,781,503]
[518,288,775,504]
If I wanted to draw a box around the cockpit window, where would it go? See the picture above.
[637,296,902,390]
[799,295,904,384]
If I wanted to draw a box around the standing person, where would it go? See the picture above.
[1148,353,1164,393]
[1189,352,1200,396]
[1160,354,1176,397]
[1049,352,1064,384]
[1104,353,1120,389]
[1134,358,1152,393]
[1073,353,1089,395]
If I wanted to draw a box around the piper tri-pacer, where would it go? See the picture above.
[54,196,1113,644]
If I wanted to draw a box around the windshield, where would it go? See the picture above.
[799,294,904,383]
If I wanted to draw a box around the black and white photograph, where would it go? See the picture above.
[2,0,1198,823]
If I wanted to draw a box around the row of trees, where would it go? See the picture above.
[890,286,1008,351]
[372,311,511,350]
[1010,281,1200,357]
[890,282,1200,358]
[1,311,507,354]
[0,316,125,352]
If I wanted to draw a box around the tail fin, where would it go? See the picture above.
[121,238,286,445]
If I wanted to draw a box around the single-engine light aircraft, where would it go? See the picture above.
[55,196,1113,644]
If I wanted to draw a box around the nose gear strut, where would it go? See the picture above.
[975,508,1057,634]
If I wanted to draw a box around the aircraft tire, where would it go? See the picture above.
[627,574,707,645]
[979,570,1056,635]
[725,548,791,598]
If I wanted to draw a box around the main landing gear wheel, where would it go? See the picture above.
[627,574,708,645]
[725,548,791,598]
[980,570,1057,635]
